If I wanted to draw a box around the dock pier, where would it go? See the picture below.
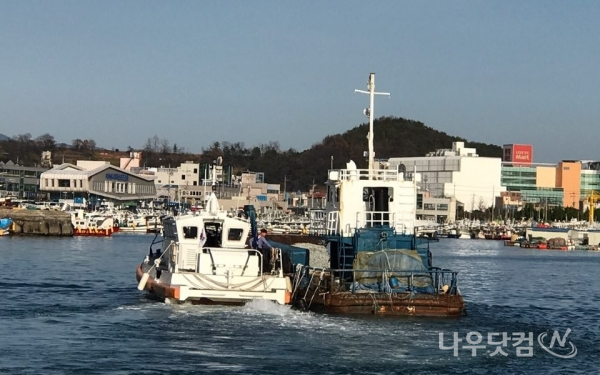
[0,209,73,236]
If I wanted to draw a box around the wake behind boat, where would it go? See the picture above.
[136,193,308,305]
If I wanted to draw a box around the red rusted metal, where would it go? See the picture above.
[293,270,465,317]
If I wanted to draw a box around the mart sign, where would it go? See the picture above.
[503,144,533,165]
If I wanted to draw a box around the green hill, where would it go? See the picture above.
[0,117,502,192]
[255,116,502,191]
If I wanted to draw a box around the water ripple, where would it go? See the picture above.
[0,235,597,374]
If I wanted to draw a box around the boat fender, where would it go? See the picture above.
[137,258,164,291]
[137,273,150,291]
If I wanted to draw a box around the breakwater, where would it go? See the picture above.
[0,209,73,236]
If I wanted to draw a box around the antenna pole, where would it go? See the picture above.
[355,73,390,178]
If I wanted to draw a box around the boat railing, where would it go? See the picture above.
[324,210,412,236]
[297,266,459,296]
[360,211,410,234]
[202,247,263,276]
[326,211,339,235]
[334,168,413,182]
[200,247,285,277]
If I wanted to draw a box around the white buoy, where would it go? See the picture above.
[138,273,150,290]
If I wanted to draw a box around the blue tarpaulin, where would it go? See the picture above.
[0,218,12,230]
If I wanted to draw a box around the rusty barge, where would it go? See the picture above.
[290,73,465,317]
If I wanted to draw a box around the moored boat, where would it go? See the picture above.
[71,210,117,236]
[290,73,465,317]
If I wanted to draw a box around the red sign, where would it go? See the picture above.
[507,144,533,165]
[503,144,533,165]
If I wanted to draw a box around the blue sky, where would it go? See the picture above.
[1,1,598,163]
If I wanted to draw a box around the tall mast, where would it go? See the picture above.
[354,73,390,177]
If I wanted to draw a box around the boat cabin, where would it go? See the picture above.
[324,161,421,237]
[162,213,251,273]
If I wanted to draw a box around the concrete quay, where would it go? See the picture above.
[0,209,73,236]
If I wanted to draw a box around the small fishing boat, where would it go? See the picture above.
[136,193,309,305]
[290,73,465,317]
[446,228,461,239]
[71,210,117,236]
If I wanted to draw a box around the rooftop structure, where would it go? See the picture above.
[388,143,505,210]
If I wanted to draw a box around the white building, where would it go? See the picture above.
[387,142,505,211]
[149,161,201,188]
[39,161,157,206]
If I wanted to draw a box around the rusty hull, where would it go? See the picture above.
[324,292,463,316]
[294,271,465,316]
[298,289,465,316]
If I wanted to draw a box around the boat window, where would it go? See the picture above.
[227,228,244,241]
[204,223,222,247]
[183,226,198,239]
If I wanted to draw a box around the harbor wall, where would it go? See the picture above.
[0,209,73,236]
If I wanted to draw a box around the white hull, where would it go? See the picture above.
[137,260,291,305]
[136,193,293,306]
[120,226,150,233]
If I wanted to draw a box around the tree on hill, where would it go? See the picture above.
[35,133,56,150]
[0,117,503,192]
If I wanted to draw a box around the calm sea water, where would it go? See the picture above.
[1,235,598,374]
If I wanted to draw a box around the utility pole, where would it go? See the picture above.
[491,186,495,221]
[310,179,315,209]
[354,73,390,177]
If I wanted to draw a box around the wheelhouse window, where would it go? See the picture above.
[228,228,244,241]
[183,226,198,239]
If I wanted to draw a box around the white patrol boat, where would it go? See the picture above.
[136,193,294,305]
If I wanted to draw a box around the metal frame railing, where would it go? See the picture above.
[198,247,285,277]
[323,210,419,236]
[335,168,414,182]
[297,266,459,296]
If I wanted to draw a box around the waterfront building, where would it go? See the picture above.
[500,163,564,207]
[0,161,49,199]
[580,161,600,200]
[149,161,202,188]
[387,142,505,211]
[39,161,156,208]
[416,192,457,223]
[500,160,600,211]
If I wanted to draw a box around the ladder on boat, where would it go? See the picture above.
[337,238,355,282]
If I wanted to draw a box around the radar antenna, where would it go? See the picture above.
[354,73,390,179]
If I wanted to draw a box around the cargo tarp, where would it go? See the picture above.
[0,218,12,230]
[353,250,433,290]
